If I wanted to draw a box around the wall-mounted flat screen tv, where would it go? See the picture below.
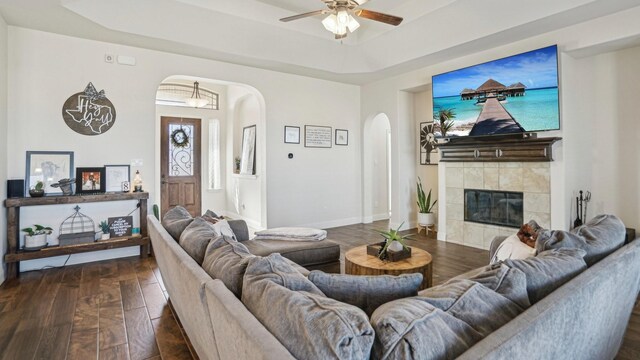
[432,45,560,138]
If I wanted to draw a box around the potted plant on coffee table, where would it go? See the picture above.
[417,177,437,227]
[367,222,413,261]
[22,224,53,250]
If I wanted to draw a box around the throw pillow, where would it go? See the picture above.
[308,271,423,316]
[161,206,193,241]
[446,262,531,309]
[504,247,587,304]
[202,236,253,298]
[491,234,536,264]
[211,219,237,240]
[242,254,374,360]
[371,279,524,360]
[179,217,220,265]
[536,214,625,266]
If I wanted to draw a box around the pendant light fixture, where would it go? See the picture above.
[185,81,209,108]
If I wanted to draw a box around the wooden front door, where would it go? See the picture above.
[160,117,201,218]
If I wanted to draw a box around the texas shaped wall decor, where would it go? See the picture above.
[62,82,116,135]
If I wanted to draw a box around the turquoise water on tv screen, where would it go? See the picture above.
[433,87,560,134]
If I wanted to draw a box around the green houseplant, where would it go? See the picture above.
[29,180,45,198]
[373,222,413,261]
[417,177,437,226]
[22,224,53,249]
[99,220,110,240]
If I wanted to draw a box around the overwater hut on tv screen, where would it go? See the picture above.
[432,45,560,138]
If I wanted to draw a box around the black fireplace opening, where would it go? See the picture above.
[464,189,523,228]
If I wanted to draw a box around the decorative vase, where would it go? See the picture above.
[388,240,403,252]
[418,212,435,226]
[29,189,45,198]
[101,233,110,240]
[25,234,47,248]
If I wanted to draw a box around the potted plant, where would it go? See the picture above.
[29,181,45,197]
[368,222,413,261]
[22,224,53,249]
[417,177,437,226]
[99,220,110,240]
[234,156,241,174]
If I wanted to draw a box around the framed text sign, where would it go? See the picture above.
[304,125,332,148]
[108,216,133,238]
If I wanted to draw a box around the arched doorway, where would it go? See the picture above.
[154,76,268,229]
[362,113,392,223]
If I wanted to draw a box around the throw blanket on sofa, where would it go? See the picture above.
[255,227,327,242]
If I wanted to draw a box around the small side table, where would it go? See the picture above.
[344,245,433,290]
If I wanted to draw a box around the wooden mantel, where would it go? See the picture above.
[437,136,562,162]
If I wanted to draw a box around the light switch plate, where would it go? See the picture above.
[131,159,143,166]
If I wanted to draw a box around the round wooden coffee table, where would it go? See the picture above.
[344,245,433,290]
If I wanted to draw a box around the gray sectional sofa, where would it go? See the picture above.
[149,211,640,360]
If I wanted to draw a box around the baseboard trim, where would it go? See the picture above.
[299,216,363,230]
[372,213,391,222]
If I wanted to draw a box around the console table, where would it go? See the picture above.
[3,192,150,279]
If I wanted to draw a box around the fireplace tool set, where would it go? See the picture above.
[573,190,591,229]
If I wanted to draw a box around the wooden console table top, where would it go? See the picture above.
[344,245,433,289]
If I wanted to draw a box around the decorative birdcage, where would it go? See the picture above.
[58,206,96,246]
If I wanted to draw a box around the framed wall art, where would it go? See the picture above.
[284,126,300,144]
[420,122,438,165]
[25,151,74,195]
[62,82,116,136]
[104,164,130,192]
[335,129,348,146]
[240,125,256,175]
[304,125,332,148]
[75,167,106,194]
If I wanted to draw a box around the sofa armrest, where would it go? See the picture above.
[228,219,250,241]
[489,236,508,262]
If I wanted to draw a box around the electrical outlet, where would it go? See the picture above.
[105,54,114,63]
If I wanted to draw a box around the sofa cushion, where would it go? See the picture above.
[179,217,220,265]
[211,219,237,240]
[243,239,340,267]
[161,206,193,241]
[504,248,587,304]
[536,214,625,266]
[371,280,524,360]
[448,262,531,309]
[242,254,374,360]
[202,236,253,298]
[308,271,423,316]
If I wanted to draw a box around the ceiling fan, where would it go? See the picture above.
[279,0,403,39]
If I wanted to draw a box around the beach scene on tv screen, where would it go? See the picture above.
[432,45,560,137]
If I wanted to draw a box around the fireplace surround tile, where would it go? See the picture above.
[499,168,524,191]
[523,167,551,193]
[524,193,550,213]
[484,169,500,190]
[464,223,485,248]
[463,168,484,189]
[446,187,464,204]
[447,203,464,221]
[446,168,464,188]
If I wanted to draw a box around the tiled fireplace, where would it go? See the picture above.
[445,162,551,250]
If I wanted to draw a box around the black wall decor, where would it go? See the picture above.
[62,82,116,135]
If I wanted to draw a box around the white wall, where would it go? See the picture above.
[413,90,439,227]
[361,7,640,237]
[6,27,361,271]
[0,14,8,283]
[369,115,391,220]
[562,46,640,229]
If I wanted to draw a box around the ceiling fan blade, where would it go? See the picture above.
[355,9,403,26]
[280,10,327,22]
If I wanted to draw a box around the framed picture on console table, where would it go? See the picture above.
[25,151,74,195]
[104,164,130,192]
[420,122,439,165]
[75,167,106,194]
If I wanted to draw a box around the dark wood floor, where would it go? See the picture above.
[0,220,638,359]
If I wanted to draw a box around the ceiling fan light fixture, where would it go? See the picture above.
[353,0,369,5]
[347,15,360,32]
[322,14,338,33]
[323,11,358,36]
[185,81,209,108]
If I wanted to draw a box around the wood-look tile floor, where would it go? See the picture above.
[0,220,638,359]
